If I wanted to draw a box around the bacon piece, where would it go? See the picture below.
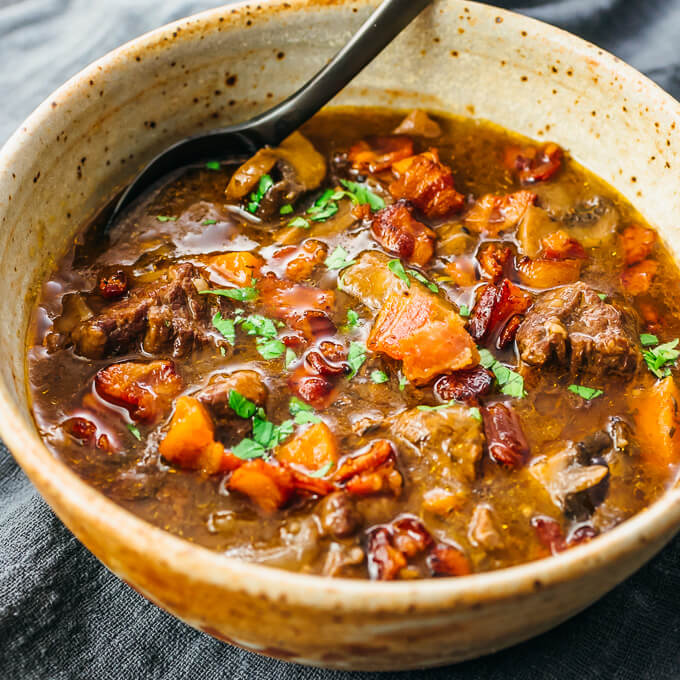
[366,527,408,580]
[345,460,403,497]
[276,421,339,472]
[370,201,437,266]
[497,314,523,349]
[504,143,563,184]
[304,340,349,377]
[392,516,433,557]
[517,257,582,289]
[621,259,657,295]
[428,544,472,577]
[389,149,465,218]
[335,440,402,497]
[94,360,183,422]
[334,439,394,483]
[208,251,263,287]
[434,366,494,403]
[444,258,477,287]
[348,135,414,173]
[281,240,328,282]
[287,466,336,497]
[287,365,337,409]
[621,224,656,266]
[468,279,532,344]
[464,191,536,237]
[63,416,97,442]
[368,283,479,385]
[532,516,566,553]
[159,396,240,475]
[482,403,530,469]
[97,271,128,299]
[477,243,512,282]
[540,230,586,260]
[227,459,295,515]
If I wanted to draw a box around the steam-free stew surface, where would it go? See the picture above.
[27,108,680,579]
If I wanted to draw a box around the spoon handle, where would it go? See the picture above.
[245,0,433,146]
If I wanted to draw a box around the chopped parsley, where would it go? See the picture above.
[568,384,604,400]
[293,411,322,425]
[279,204,294,215]
[338,179,386,211]
[219,346,227,357]
[199,286,258,302]
[205,161,221,171]
[469,407,482,422]
[347,342,367,379]
[212,312,235,345]
[126,423,142,440]
[388,259,410,287]
[408,269,438,293]
[232,438,266,460]
[479,348,527,398]
[202,218,217,226]
[156,215,177,222]
[398,374,408,391]
[370,369,389,384]
[642,338,680,378]
[597,293,607,301]
[256,337,285,360]
[417,400,456,412]
[288,216,311,229]
[345,309,359,329]
[289,397,322,425]
[307,461,334,478]
[240,314,277,338]
[307,189,339,222]
[458,304,471,317]
[252,414,294,450]
[289,397,313,416]
[247,174,274,213]
[325,246,356,270]
[284,347,297,369]
[228,390,258,419]
[640,333,659,347]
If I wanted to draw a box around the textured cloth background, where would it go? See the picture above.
[2,1,680,678]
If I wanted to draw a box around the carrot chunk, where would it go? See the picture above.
[621,259,657,295]
[367,284,479,385]
[284,240,328,282]
[276,421,339,472]
[620,224,656,266]
[159,396,238,474]
[208,251,263,287]
[504,143,563,184]
[464,190,536,237]
[227,459,295,515]
[631,377,680,474]
[348,135,414,173]
[389,149,465,218]
[517,257,582,288]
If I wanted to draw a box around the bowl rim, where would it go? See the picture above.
[2,0,680,613]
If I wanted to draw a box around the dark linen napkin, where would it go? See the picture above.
[2,1,680,677]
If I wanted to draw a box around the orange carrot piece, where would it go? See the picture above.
[464,190,536,237]
[517,257,582,288]
[621,259,658,295]
[227,459,295,514]
[208,251,263,287]
[621,224,656,266]
[276,421,339,472]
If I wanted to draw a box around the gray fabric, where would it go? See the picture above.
[1,0,680,677]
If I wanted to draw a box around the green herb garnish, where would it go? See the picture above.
[240,314,277,338]
[256,337,285,360]
[640,333,659,347]
[279,204,293,215]
[388,259,410,287]
[285,347,297,369]
[371,370,389,384]
[469,407,482,422]
[339,179,386,211]
[228,390,258,419]
[479,348,526,398]
[252,415,294,450]
[568,384,604,400]
[202,218,217,226]
[325,246,356,270]
[417,400,455,412]
[408,269,438,293]
[205,161,221,171]
[347,342,367,379]
[643,338,680,378]
[398,375,408,391]
[156,215,177,222]
[232,438,266,460]
[288,216,311,229]
[597,293,607,301]
[127,423,142,440]
[199,286,258,302]
[459,304,471,317]
[307,461,334,478]
[345,309,359,329]
[246,174,273,213]
[212,312,235,345]
[289,397,322,425]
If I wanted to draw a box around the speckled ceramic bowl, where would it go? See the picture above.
[2,0,680,670]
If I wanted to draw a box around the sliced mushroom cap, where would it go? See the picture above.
[393,110,442,138]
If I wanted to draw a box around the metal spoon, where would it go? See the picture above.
[106,0,432,228]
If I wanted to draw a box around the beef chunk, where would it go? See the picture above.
[71,264,225,359]
[318,492,362,538]
[394,404,484,484]
[195,370,268,425]
[516,282,639,376]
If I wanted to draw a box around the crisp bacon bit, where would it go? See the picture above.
[468,279,532,343]
[428,544,472,577]
[280,332,306,349]
[434,366,494,403]
[305,341,349,376]
[477,243,513,282]
[96,434,113,453]
[287,465,336,497]
[540,230,587,260]
[95,360,183,422]
[352,203,372,221]
[348,135,415,173]
[284,240,328,282]
[497,314,523,349]
[366,527,408,580]
[464,191,536,237]
[517,257,582,289]
[370,201,437,266]
[391,516,433,557]
[97,271,128,299]
[367,283,479,385]
[621,259,658,295]
[389,149,465,218]
[621,224,656,266]
[482,403,530,469]
[63,416,97,442]
[287,365,337,409]
[345,460,403,497]
[531,517,596,554]
[227,459,295,515]
[504,143,563,184]
[334,439,394,483]
[444,258,477,287]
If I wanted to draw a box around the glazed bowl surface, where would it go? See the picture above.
[1,0,680,670]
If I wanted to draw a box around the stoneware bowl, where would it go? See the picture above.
[2,0,680,670]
